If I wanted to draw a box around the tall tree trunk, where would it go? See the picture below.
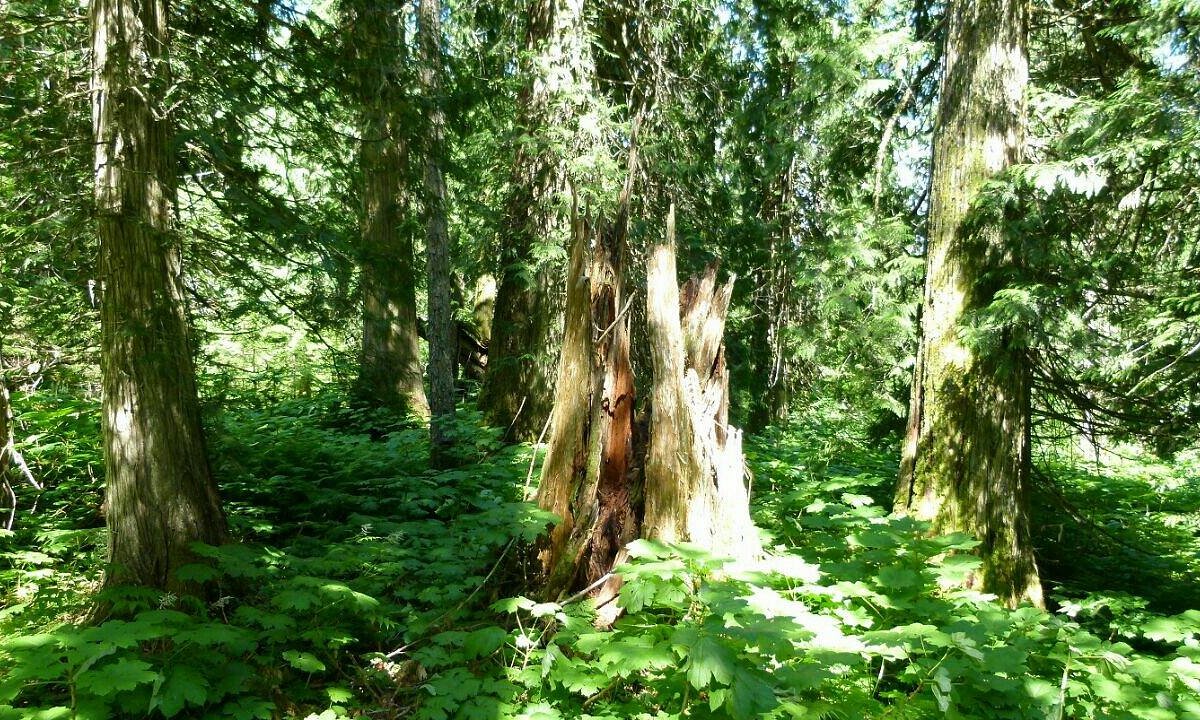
[756,154,796,429]
[91,0,226,594]
[894,0,1042,608]
[0,370,12,528]
[418,0,455,464]
[480,0,593,440]
[761,246,792,425]
[0,283,9,494]
[346,1,429,418]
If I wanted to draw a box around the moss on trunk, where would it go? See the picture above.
[896,0,1042,608]
[91,0,227,595]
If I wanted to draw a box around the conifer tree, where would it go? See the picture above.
[419,0,456,464]
[480,0,595,440]
[895,0,1043,608]
[344,0,429,418]
[91,0,226,594]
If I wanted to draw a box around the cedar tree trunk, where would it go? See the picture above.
[346,0,429,418]
[481,0,593,440]
[91,0,227,593]
[894,0,1043,608]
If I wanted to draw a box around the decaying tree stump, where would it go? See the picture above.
[535,203,760,611]
[535,204,641,604]
[643,207,759,560]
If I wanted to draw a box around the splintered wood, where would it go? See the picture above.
[644,205,759,563]
[535,207,640,606]
[536,203,759,614]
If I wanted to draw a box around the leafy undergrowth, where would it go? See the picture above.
[1032,450,1200,618]
[1,396,1198,719]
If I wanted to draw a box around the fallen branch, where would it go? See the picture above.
[523,412,553,501]
[5,443,42,491]
[562,571,615,606]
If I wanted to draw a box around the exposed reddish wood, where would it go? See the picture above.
[535,208,640,601]
[534,211,593,595]
[585,223,638,596]
[537,203,759,613]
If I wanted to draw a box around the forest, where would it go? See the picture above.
[1,0,1199,717]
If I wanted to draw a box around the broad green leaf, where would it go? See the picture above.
[463,626,507,658]
[154,665,208,718]
[282,650,325,673]
[75,658,158,696]
[728,667,776,720]
[685,636,735,690]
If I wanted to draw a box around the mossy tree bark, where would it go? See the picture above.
[91,0,227,594]
[481,0,594,440]
[895,0,1042,608]
[345,0,429,418]
[419,0,456,464]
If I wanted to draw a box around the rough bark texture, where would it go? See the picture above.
[91,0,227,593]
[643,208,760,561]
[418,0,456,464]
[895,0,1042,608]
[535,206,640,605]
[537,200,760,611]
[471,275,496,348]
[480,0,593,440]
[346,1,429,418]
[754,163,797,430]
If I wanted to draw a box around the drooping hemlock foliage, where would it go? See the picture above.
[1,0,1199,717]
[1013,0,1200,458]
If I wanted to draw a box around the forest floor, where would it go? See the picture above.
[1,393,1198,719]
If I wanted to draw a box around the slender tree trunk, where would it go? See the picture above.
[0,358,41,531]
[0,289,9,491]
[0,371,12,527]
[762,261,792,424]
[895,0,1042,608]
[418,0,455,464]
[346,1,429,418]
[759,158,796,428]
[481,0,593,440]
[91,0,226,594]
[748,65,797,431]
